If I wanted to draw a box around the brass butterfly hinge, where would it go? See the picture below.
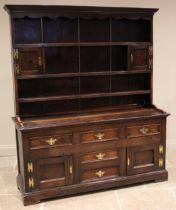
[149,46,153,56]
[28,177,35,189]
[13,49,19,60]
[159,145,164,154]
[149,58,153,69]
[159,158,164,167]
[27,162,33,173]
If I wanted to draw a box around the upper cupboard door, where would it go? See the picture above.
[130,45,152,71]
[14,48,43,75]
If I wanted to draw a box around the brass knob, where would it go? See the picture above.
[38,56,42,66]
[140,127,149,135]
[95,153,105,160]
[95,170,105,178]
[94,133,105,140]
[45,138,57,146]
[69,166,73,174]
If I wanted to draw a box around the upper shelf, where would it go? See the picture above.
[14,42,151,48]
[12,16,152,44]
[17,70,152,80]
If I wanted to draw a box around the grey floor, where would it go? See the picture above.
[1,144,176,210]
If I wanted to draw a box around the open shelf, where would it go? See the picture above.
[45,46,79,74]
[13,17,42,44]
[15,41,151,48]
[80,46,110,72]
[43,17,78,43]
[80,17,110,42]
[112,18,151,42]
[17,70,152,80]
[18,90,151,103]
[12,13,153,117]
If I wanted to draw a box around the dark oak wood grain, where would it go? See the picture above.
[4,5,169,206]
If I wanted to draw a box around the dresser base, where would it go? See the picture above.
[17,170,168,205]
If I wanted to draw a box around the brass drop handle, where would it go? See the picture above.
[95,153,106,160]
[140,127,149,135]
[38,56,42,66]
[95,170,105,178]
[94,133,105,140]
[45,138,57,146]
[127,158,130,167]
[69,165,73,174]
[131,53,134,64]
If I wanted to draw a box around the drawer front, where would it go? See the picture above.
[30,133,72,150]
[81,150,118,163]
[80,128,120,143]
[82,167,119,182]
[126,124,160,139]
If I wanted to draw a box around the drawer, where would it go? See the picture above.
[81,150,118,163]
[126,124,160,139]
[30,133,72,150]
[82,167,119,182]
[80,128,120,143]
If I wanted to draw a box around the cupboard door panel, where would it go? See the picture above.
[15,48,43,75]
[37,156,73,189]
[130,45,151,70]
[127,144,159,175]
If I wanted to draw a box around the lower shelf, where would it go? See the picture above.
[17,170,168,206]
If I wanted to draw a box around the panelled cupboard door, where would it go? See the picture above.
[130,44,152,70]
[127,144,159,175]
[14,48,43,75]
[36,156,73,190]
